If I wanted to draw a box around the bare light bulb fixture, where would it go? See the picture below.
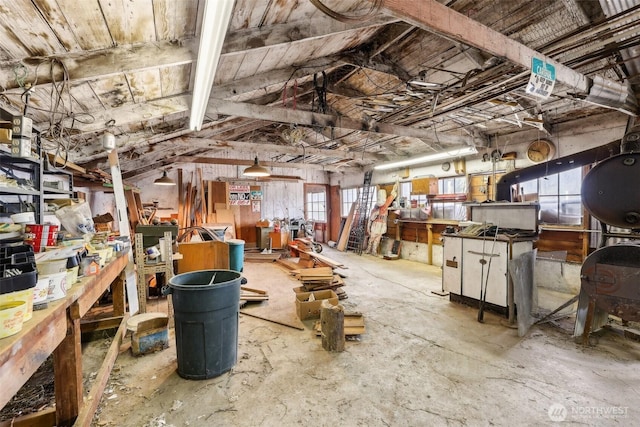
[243,157,270,177]
[154,170,176,186]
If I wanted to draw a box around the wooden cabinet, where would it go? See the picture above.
[268,231,289,249]
[411,177,438,195]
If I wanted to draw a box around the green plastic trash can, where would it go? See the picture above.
[164,270,242,380]
[227,239,245,272]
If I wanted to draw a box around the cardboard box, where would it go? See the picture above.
[295,290,338,320]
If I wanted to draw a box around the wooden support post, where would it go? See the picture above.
[427,223,433,265]
[321,300,345,352]
[53,312,82,426]
[178,169,184,229]
[111,272,126,316]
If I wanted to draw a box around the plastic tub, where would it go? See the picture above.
[0,301,26,339]
[164,270,242,380]
[65,266,79,289]
[33,277,51,304]
[227,239,245,272]
[0,288,34,321]
[36,258,67,275]
[45,271,68,302]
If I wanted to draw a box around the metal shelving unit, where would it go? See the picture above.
[0,150,44,223]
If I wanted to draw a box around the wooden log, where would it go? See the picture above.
[320,300,345,352]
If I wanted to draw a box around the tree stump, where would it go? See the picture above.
[320,300,345,352]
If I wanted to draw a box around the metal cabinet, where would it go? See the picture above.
[442,234,533,311]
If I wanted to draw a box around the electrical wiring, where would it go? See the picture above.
[310,0,383,23]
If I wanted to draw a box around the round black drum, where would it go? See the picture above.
[582,152,640,229]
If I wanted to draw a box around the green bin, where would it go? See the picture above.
[227,239,245,272]
[165,270,242,380]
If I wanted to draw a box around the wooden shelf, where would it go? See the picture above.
[0,254,128,426]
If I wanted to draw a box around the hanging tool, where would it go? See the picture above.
[478,225,500,323]
[477,222,488,318]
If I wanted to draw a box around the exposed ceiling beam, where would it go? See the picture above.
[0,40,197,91]
[179,138,385,161]
[206,98,471,144]
[118,136,376,180]
[381,0,637,115]
[34,60,340,136]
[0,14,392,91]
[222,15,398,54]
[169,156,345,172]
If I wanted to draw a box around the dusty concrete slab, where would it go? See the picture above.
[92,248,640,426]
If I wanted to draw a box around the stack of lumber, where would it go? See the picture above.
[291,267,347,300]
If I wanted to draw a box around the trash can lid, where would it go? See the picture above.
[226,239,245,245]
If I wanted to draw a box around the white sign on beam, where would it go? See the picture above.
[526,57,556,99]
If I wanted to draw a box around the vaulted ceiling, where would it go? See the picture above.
[0,0,638,182]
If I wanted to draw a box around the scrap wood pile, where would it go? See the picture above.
[291,266,347,300]
[281,238,347,270]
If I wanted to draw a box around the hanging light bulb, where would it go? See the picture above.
[243,157,270,177]
[154,170,176,186]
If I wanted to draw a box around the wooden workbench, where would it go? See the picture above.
[0,253,128,426]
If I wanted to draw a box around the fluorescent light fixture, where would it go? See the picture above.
[189,0,234,131]
[374,146,478,170]
[154,170,176,186]
[243,157,271,177]
[408,80,440,88]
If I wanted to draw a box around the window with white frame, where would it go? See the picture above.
[431,176,468,220]
[520,167,583,225]
[340,186,376,216]
[305,187,327,222]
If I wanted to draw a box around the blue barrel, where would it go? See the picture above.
[166,270,242,380]
[227,239,245,272]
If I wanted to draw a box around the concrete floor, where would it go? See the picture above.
[92,247,640,427]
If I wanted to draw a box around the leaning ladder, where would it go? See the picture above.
[346,170,373,255]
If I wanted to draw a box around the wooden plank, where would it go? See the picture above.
[314,313,365,336]
[301,251,346,269]
[53,315,82,426]
[337,202,356,251]
[46,153,87,174]
[176,241,230,273]
[100,0,155,45]
[276,258,301,271]
[124,189,141,232]
[0,407,56,427]
[70,254,128,319]
[80,316,124,333]
[74,315,129,427]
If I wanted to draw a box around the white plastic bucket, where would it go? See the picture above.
[65,266,79,290]
[45,272,68,301]
[37,258,67,275]
[0,288,34,321]
[33,277,51,304]
[0,301,26,338]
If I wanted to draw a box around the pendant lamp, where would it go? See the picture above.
[243,157,270,177]
[154,170,176,186]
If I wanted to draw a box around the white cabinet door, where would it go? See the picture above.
[442,236,462,294]
[461,239,508,307]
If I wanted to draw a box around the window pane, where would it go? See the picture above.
[400,182,411,198]
[559,195,582,225]
[539,174,558,195]
[539,195,558,223]
[520,179,537,195]
[559,168,581,194]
